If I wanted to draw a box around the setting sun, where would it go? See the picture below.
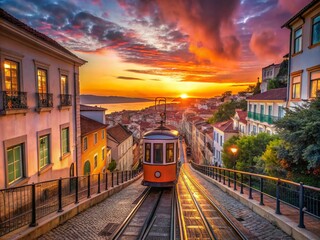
[180,93,188,99]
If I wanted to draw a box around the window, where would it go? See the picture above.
[4,60,19,92]
[102,147,105,160]
[84,161,90,175]
[310,71,320,98]
[39,135,50,169]
[292,75,301,99]
[61,127,70,156]
[278,106,284,118]
[145,143,151,163]
[268,106,272,116]
[94,132,98,144]
[153,143,163,164]
[60,75,68,95]
[102,129,105,139]
[166,143,174,163]
[37,68,48,94]
[294,28,302,53]
[260,105,264,115]
[220,136,222,147]
[312,15,320,45]
[7,144,23,184]
[94,154,98,168]
[83,137,88,151]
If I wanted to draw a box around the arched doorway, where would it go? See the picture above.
[69,163,76,192]
[84,161,91,175]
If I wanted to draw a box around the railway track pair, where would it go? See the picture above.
[111,168,247,240]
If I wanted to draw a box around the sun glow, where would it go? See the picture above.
[180,93,188,99]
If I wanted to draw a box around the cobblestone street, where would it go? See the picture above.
[38,178,147,240]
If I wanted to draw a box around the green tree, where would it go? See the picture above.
[258,138,287,178]
[107,159,117,172]
[275,98,320,175]
[221,136,239,168]
[222,133,276,172]
[207,100,247,124]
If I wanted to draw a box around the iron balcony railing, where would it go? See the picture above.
[36,93,53,108]
[60,94,72,106]
[247,111,280,124]
[191,161,320,229]
[0,168,142,237]
[0,91,28,111]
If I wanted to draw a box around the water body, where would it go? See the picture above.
[89,101,155,113]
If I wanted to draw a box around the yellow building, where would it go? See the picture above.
[80,115,107,175]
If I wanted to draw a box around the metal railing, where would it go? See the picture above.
[0,91,28,111]
[0,169,142,236]
[59,94,72,106]
[191,162,320,229]
[247,111,280,124]
[36,93,53,108]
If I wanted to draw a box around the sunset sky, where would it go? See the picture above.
[0,0,312,98]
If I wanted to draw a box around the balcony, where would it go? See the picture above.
[36,93,53,110]
[0,91,28,114]
[59,94,72,107]
[247,111,280,124]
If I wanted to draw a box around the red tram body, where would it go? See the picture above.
[142,125,179,187]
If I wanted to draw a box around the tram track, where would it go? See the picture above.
[177,167,248,240]
[111,187,176,240]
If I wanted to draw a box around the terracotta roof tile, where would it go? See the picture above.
[247,88,287,101]
[107,124,132,144]
[81,115,107,136]
[214,120,237,133]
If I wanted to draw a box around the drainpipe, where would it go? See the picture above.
[286,27,292,108]
[73,63,79,177]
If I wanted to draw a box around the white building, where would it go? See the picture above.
[107,124,133,171]
[232,109,247,136]
[246,88,287,135]
[0,9,86,188]
[282,0,320,106]
[260,63,281,93]
[213,120,238,166]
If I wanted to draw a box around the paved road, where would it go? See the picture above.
[38,178,147,240]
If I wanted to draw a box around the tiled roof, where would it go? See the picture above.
[0,8,80,59]
[247,88,287,101]
[235,109,247,124]
[81,115,107,136]
[214,120,237,133]
[107,124,132,144]
[80,104,107,111]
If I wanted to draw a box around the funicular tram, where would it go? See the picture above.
[142,98,180,187]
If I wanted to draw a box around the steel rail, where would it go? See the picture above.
[180,171,217,240]
[111,187,151,240]
[182,167,248,240]
[170,187,177,240]
[138,190,163,240]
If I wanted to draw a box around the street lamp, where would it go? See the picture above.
[230,146,238,169]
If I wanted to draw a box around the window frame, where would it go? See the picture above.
[94,132,98,145]
[102,147,105,161]
[34,60,50,94]
[153,143,163,164]
[293,27,302,54]
[60,123,70,159]
[308,65,320,99]
[59,69,69,95]
[166,143,175,163]
[311,14,320,46]
[37,128,52,174]
[94,154,98,168]
[4,59,20,92]
[290,70,303,100]
[83,136,88,151]
[144,143,151,163]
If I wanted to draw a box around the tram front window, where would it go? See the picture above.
[166,143,174,163]
[145,143,151,163]
[154,143,163,164]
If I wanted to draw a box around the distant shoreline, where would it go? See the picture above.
[80,95,152,104]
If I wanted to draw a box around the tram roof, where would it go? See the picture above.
[143,125,179,140]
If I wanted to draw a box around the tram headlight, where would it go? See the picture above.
[154,171,161,178]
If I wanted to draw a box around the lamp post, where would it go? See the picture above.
[230,146,238,169]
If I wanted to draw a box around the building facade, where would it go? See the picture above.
[260,63,281,93]
[0,9,86,188]
[107,124,133,171]
[282,0,320,106]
